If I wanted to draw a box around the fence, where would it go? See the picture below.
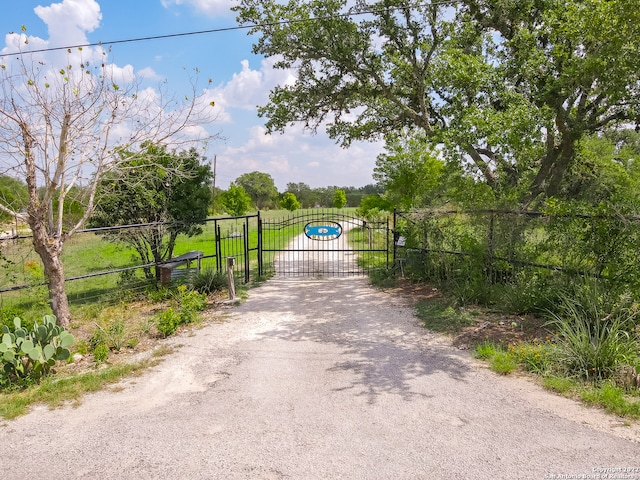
[393,209,640,310]
[0,215,259,316]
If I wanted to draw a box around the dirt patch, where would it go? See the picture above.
[58,290,235,376]
[382,278,550,349]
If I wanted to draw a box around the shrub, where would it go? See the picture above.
[474,341,498,360]
[152,286,208,338]
[177,289,207,324]
[155,308,180,337]
[91,318,128,352]
[92,343,109,364]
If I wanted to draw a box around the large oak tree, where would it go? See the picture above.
[235,0,640,207]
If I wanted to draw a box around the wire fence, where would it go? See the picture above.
[394,209,640,309]
[0,215,259,316]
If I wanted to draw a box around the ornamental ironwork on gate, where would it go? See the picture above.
[258,209,391,277]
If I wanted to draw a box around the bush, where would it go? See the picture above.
[92,343,109,363]
[153,286,208,337]
[90,319,128,353]
[155,308,180,337]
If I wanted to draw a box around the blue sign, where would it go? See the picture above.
[304,221,343,240]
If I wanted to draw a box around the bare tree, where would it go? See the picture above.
[0,45,217,326]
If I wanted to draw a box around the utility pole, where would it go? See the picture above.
[211,154,217,209]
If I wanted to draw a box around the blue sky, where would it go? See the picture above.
[0,0,383,190]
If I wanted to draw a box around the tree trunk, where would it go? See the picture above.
[30,223,71,327]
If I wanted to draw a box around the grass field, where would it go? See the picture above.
[0,208,365,319]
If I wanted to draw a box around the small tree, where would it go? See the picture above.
[220,184,252,216]
[333,189,347,209]
[89,144,213,280]
[280,192,301,211]
[0,44,216,326]
[234,171,278,209]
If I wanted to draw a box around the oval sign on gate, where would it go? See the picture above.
[304,221,342,241]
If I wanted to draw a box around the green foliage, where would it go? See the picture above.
[154,286,207,337]
[219,183,252,216]
[507,341,556,375]
[1,307,28,330]
[580,382,640,418]
[358,195,393,217]
[0,175,28,222]
[155,307,180,337]
[543,376,579,395]
[474,342,498,360]
[374,133,447,209]
[89,143,213,279]
[279,192,301,211]
[176,287,207,324]
[332,189,347,209]
[90,319,127,353]
[490,351,517,375]
[0,359,157,419]
[415,300,473,333]
[546,292,639,381]
[189,268,228,294]
[92,344,109,364]
[473,342,516,374]
[234,171,278,209]
[235,0,640,205]
[0,315,74,385]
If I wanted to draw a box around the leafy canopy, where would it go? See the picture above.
[234,171,279,209]
[280,192,301,211]
[220,183,252,217]
[235,0,640,207]
[89,144,212,278]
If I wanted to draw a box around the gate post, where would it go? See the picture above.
[387,215,391,269]
[393,209,397,266]
[257,211,263,277]
[243,221,250,283]
[227,256,236,300]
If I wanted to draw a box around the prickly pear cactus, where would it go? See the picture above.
[0,315,75,383]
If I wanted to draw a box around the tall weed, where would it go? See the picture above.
[546,290,639,381]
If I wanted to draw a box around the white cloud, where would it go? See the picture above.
[1,0,104,68]
[137,67,162,80]
[215,124,383,190]
[204,55,381,190]
[34,0,101,44]
[160,0,239,16]
[209,57,295,112]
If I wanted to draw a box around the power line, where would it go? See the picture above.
[0,1,457,59]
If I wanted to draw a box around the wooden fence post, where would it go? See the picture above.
[227,256,236,301]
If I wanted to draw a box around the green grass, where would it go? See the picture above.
[472,343,640,419]
[415,300,474,333]
[2,209,361,306]
[0,356,164,420]
[471,342,517,374]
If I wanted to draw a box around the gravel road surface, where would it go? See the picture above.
[1,277,639,480]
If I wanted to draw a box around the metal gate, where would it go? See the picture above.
[258,210,390,277]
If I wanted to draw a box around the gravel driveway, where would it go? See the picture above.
[1,276,640,479]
